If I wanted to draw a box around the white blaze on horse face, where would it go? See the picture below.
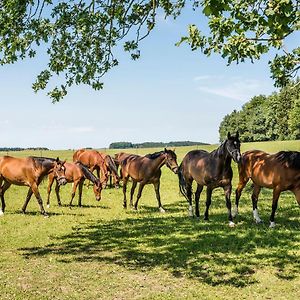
[188,205,193,217]
[253,209,262,223]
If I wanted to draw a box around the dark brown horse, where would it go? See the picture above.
[0,156,67,216]
[120,148,179,212]
[47,161,102,207]
[73,149,119,188]
[178,132,241,226]
[234,150,300,227]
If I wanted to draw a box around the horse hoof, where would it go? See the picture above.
[0,210,4,216]
[269,222,276,228]
[255,219,263,224]
[43,214,49,218]
[229,221,235,227]
[159,207,165,213]
[47,204,50,209]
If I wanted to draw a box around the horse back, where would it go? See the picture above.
[240,150,300,190]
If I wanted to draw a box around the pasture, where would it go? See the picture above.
[0,140,299,300]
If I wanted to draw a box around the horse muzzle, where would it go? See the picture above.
[172,166,179,174]
[57,177,68,186]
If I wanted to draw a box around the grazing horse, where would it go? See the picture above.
[234,150,300,227]
[178,132,241,226]
[0,156,66,216]
[47,161,102,207]
[73,149,107,186]
[120,148,179,212]
[98,152,120,188]
[73,149,119,188]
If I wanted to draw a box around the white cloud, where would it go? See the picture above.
[194,75,270,102]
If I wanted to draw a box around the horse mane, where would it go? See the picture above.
[76,162,99,184]
[145,151,164,159]
[275,151,300,170]
[29,156,56,169]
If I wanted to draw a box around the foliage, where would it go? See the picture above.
[0,1,299,102]
[219,80,300,142]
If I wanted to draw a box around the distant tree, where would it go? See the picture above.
[219,80,300,142]
[0,1,299,102]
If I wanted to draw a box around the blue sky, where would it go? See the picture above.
[0,7,298,150]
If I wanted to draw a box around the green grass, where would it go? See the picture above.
[0,140,299,299]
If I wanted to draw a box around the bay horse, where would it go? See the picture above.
[234,150,300,227]
[178,132,241,226]
[47,161,102,207]
[0,156,67,216]
[120,148,179,212]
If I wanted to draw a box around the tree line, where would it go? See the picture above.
[109,141,209,149]
[219,80,300,142]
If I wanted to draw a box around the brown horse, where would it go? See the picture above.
[0,156,67,216]
[120,148,179,212]
[47,161,102,207]
[98,152,120,188]
[178,132,241,226]
[73,149,119,188]
[234,150,300,227]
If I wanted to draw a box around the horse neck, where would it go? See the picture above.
[213,142,232,172]
[147,153,166,171]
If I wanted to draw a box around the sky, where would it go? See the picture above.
[0,5,298,150]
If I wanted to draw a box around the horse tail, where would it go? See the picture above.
[178,163,188,200]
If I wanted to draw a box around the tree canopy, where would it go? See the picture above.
[219,79,300,142]
[0,0,299,102]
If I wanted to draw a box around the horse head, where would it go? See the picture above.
[93,180,102,201]
[54,158,67,186]
[164,148,179,174]
[225,132,241,163]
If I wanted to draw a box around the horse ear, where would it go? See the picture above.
[164,148,167,152]
[227,132,231,139]
[56,157,59,162]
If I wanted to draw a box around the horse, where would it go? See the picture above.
[234,150,300,227]
[120,148,179,212]
[0,156,67,216]
[73,149,119,188]
[178,132,241,227]
[98,152,120,188]
[47,161,102,207]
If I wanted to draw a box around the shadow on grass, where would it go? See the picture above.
[20,200,300,288]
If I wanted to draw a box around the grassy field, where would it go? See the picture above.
[0,140,299,299]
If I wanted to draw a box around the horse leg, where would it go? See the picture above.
[234,176,249,217]
[55,182,62,206]
[186,180,193,217]
[292,188,300,205]
[224,184,235,227]
[21,188,33,214]
[269,186,281,228]
[134,182,146,210]
[46,174,55,208]
[252,184,262,224]
[77,180,84,207]
[153,180,165,213]
[194,184,203,218]
[130,180,137,208]
[69,180,78,207]
[122,176,129,209]
[29,183,47,216]
[0,181,11,215]
[204,187,212,221]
